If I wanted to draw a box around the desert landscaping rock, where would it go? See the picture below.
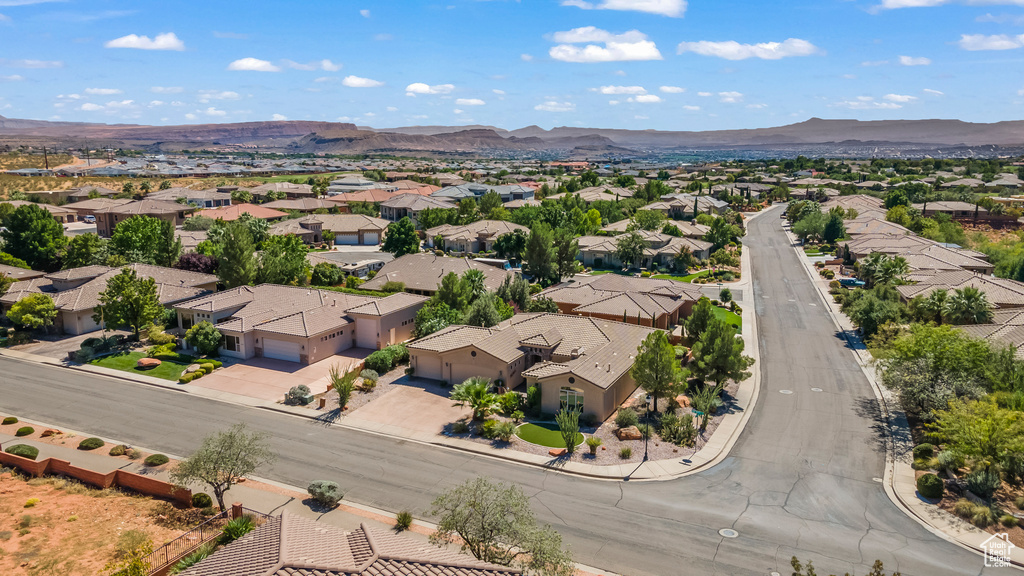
[615,425,642,441]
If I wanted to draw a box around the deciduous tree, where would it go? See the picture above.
[7,293,57,332]
[94,267,163,339]
[631,330,685,411]
[170,423,275,512]
[690,317,753,386]
[1,204,66,271]
[382,217,420,257]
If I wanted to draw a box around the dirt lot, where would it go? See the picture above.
[0,472,182,576]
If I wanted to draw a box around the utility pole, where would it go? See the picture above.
[42,146,49,170]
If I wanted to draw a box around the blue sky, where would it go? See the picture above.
[1,0,1023,131]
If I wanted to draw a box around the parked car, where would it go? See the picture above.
[839,278,866,288]
[82,215,96,223]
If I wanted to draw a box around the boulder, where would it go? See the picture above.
[675,394,691,408]
[40,429,61,437]
[615,425,642,441]
[548,448,567,457]
[137,358,162,369]
[186,364,201,374]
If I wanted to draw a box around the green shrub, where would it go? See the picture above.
[191,493,213,508]
[109,444,127,456]
[972,506,995,528]
[364,349,395,374]
[386,344,409,364]
[359,369,379,382]
[492,421,516,442]
[937,450,961,472]
[145,454,169,466]
[966,468,1001,500]
[395,511,413,532]
[510,410,524,423]
[199,363,215,374]
[916,473,944,499]
[452,421,470,434]
[82,337,103,349]
[1016,496,1024,510]
[952,498,976,518]
[615,407,639,429]
[586,436,602,455]
[2,417,17,425]
[1001,514,1019,528]
[912,443,935,460]
[498,391,521,416]
[5,444,38,460]
[637,423,652,438]
[75,345,95,363]
[179,373,195,384]
[285,385,312,405]
[169,543,215,575]
[640,271,651,278]
[23,498,39,508]
[77,437,104,451]
[480,419,500,439]
[208,359,222,368]
[220,515,256,544]
[15,426,33,437]
[307,480,343,507]
[619,446,632,459]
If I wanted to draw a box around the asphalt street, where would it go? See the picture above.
[0,206,1001,576]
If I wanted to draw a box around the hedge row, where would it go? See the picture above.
[364,344,410,374]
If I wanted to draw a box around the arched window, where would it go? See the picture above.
[560,387,583,412]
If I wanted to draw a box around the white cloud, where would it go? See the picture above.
[0,58,62,68]
[608,100,620,105]
[924,88,945,95]
[957,33,1024,50]
[594,85,647,94]
[198,90,241,102]
[492,89,506,95]
[405,82,455,95]
[634,115,649,120]
[718,91,743,103]
[677,38,820,60]
[184,113,196,120]
[149,100,164,107]
[861,60,889,66]
[314,76,335,83]
[746,103,767,109]
[104,32,185,51]
[682,105,701,111]
[284,59,342,71]
[85,87,122,95]
[884,93,917,102]
[0,0,66,5]
[0,75,23,82]
[560,0,687,17]
[629,94,662,103]
[659,85,685,93]
[833,98,902,110]
[614,69,626,76]
[343,75,383,87]
[520,53,534,61]
[320,59,342,72]
[534,100,575,112]
[272,113,287,121]
[898,55,931,65]
[204,107,226,116]
[0,13,8,21]
[360,9,370,17]
[455,98,485,105]
[386,106,398,112]
[453,108,464,114]
[227,57,280,72]
[697,91,712,97]
[875,0,1024,9]
[78,103,103,111]
[976,12,1024,25]
[104,99,134,109]
[549,27,662,63]
[150,86,183,94]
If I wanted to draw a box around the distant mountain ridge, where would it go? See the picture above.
[1,115,1023,153]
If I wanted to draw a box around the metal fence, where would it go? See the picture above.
[144,506,271,575]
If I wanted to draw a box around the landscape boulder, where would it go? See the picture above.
[548,448,567,457]
[137,358,162,369]
[40,429,61,438]
[185,364,201,374]
[615,425,642,441]
[675,394,691,408]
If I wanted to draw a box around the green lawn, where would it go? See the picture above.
[653,270,710,283]
[90,351,194,381]
[713,306,742,332]
[515,422,584,448]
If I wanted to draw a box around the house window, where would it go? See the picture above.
[224,335,239,352]
[560,387,583,412]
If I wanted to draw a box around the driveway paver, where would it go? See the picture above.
[348,382,470,435]
[193,349,370,402]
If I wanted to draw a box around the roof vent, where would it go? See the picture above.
[606,363,611,372]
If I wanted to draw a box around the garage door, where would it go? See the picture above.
[363,232,379,245]
[335,233,359,245]
[263,338,301,362]
[356,318,377,349]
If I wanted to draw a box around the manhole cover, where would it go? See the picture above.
[719,528,739,538]
[779,390,794,395]
[811,388,823,392]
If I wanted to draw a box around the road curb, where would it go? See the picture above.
[781,216,1024,569]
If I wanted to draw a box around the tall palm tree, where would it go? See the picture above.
[857,253,886,287]
[944,286,994,325]
[461,269,487,302]
[921,288,949,324]
[874,255,910,286]
[449,377,500,420]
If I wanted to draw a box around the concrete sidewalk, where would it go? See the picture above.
[781,218,1024,567]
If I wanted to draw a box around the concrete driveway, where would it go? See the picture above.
[192,349,371,402]
[347,377,470,435]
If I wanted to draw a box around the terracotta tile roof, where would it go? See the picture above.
[63,198,134,211]
[262,198,342,212]
[362,254,510,293]
[93,199,196,216]
[345,293,430,317]
[426,220,527,241]
[520,327,562,347]
[200,204,289,221]
[270,214,389,237]
[408,325,498,353]
[896,270,1024,308]
[381,194,454,210]
[181,514,519,576]
[0,264,45,281]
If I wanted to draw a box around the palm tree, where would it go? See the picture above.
[944,287,994,325]
[689,383,724,431]
[874,255,910,286]
[449,377,500,420]
[461,269,487,302]
[857,253,886,287]
[921,288,949,324]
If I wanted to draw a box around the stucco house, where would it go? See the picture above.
[174,285,428,363]
[539,274,703,329]
[93,199,198,237]
[577,231,712,270]
[379,194,454,224]
[407,313,656,421]
[425,220,528,253]
[0,264,217,335]
[361,253,511,296]
[268,214,389,245]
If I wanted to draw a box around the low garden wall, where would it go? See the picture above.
[0,451,192,506]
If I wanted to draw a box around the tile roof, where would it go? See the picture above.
[380,194,454,210]
[200,204,289,221]
[180,514,519,576]
[270,214,389,237]
[0,264,45,281]
[426,220,527,241]
[345,292,430,316]
[93,199,196,216]
[62,198,135,211]
[896,270,1024,308]
[261,198,346,212]
[362,254,511,293]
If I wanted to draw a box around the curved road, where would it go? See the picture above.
[0,208,995,576]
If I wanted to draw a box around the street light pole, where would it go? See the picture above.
[643,393,652,462]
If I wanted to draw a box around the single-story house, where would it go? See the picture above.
[1,264,217,335]
[425,220,528,252]
[93,199,198,237]
[63,198,134,220]
[380,194,455,224]
[431,183,535,203]
[0,264,46,282]
[177,513,520,576]
[147,188,232,209]
[261,197,351,213]
[655,193,730,216]
[174,285,428,362]
[361,253,511,295]
[897,269,1024,310]
[539,274,703,329]
[601,218,709,238]
[198,203,289,222]
[911,201,987,220]
[0,200,78,224]
[248,182,315,199]
[577,231,712,270]
[268,214,389,245]
[308,251,393,279]
[846,234,994,274]
[327,175,397,195]
[408,313,656,421]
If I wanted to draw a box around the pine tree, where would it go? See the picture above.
[217,221,257,288]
